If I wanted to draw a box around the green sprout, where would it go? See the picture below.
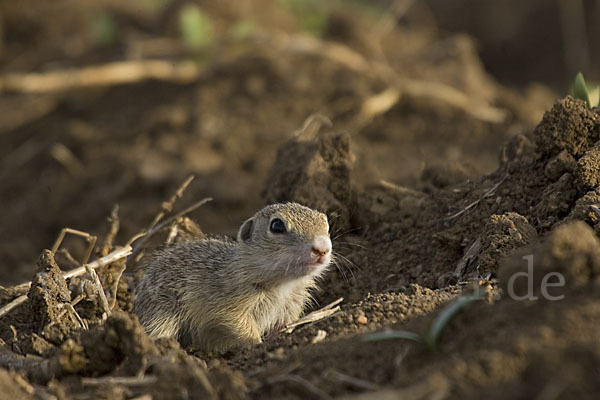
[572,73,600,108]
[229,19,258,42]
[90,12,118,46]
[179,3,214,51]
[362,289,486,352]
[278,0,328,36]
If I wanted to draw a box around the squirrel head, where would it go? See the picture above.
[237,202,332,283]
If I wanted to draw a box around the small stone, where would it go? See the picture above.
[266,347,286,360]
[356,315,368,325]
[311,330,327,344]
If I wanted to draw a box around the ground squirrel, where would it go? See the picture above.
[134,202,332,352]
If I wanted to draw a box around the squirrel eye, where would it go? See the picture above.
[269,218,286,234]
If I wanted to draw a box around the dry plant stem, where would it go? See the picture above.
[48,303,87,330]
[446,175,508,220]
[2,33,506,123]
[380,180,426,197]
[50,143,84,175]
[125,232,147,248]
[293,114,332,139]
[0,295,28,319]
[148,175,195,231]
[71,294,85,306]
[284,297,343,333]
[109,264,127,310]
[130,197,213,260]
[85,263,111,319]
[63,303,88,330]
[81,376,158,387]
[56,248,81,268]
[0,246,132,319]
[100,204,120,257]
[51,228,97,265]
[63,246,132,279]
[0,60,203,93]
[126,174,197,258]
[266,32,506,124]
[165,224,179,245]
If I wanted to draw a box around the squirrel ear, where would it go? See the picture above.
[237,217,254,243]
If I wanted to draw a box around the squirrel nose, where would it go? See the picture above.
[311,236,332,256]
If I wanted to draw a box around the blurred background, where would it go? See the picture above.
[0,0,597,284]
[2,0,598,87]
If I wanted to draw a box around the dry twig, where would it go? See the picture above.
[267,32,507,124]
[0,295,28,319]
[81,376,158,387]
[100,204,120,257]
[446,175,507,220]
[51,228,97,265]
[380,180,426,197]
[130,197,212,262]
[109,263,127,310]
[63,246,132,280]
[84,263,111,320]
[0,246,132,319]
[148,175,195,231]
[0,60,203,93]
[1,32,506,125]
[284,297,343,333]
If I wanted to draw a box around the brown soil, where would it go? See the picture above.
[1,1,598,399]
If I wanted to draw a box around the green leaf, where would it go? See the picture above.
[588,85,599,108]
[179,4,214,51]
[361,330,422,343]
[423,289,485,351]
[573,72,591,108]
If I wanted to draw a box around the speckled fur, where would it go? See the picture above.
[134,203,331,352]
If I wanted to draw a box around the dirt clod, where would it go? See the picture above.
[468,212,537,279]
[73,311,158,376]
[262,128,355,235]
[534,96,600,158]
[27,250,76,346]
[499,221,600,295]
[575,145,600,189]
